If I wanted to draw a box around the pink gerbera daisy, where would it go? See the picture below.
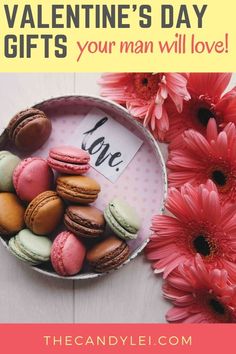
[163,255,236,323]
[99,73,190,140]
[146,181,236,280]
[165,72,234,142]
[168,119,236,205]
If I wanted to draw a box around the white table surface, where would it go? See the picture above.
[0,73,235,323]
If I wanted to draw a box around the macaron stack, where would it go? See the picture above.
[47,145,132,276]
[0,144,99,275]
[0,152,59,268]
[84,198,141,274]
[0,107,142,278]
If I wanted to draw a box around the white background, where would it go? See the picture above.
[0,73,235,323]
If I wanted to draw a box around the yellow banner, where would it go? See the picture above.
[0,0,234,72]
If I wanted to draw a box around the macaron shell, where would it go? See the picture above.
[8,108,45,138]
[16,229,52,262]
[93,245,129,273]
[0,193,25,237]
[109,198,141,234]
[25,191,64,235]
[13,157,54,202]
[47,156,90,175]
[49,146,90,163]
[57,175,101,193]
[104,207,137,240]
[62,233,86,275]
[87,236,126,262]
[0,130,9,150]
[51,231,86,276]
[67,206,105,228]
[0,152,21,191]
[14,117,52,152]
[64,214,103,238]
[56,186,97,204]
[0,150,11,157]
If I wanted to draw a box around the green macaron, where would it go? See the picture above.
[104,198,141,240]
[8,229,52,265]
[0,151,21,191]
[9,237,39,265]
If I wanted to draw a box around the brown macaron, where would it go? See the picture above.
[56,175,101,204]
[0,193,25,237]
[64,205,105,238]
[86,236,130,273]
[7,108,52,152]
[0,129,9,150]
[24,191,64,235]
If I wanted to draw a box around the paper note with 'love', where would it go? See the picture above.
[73,108,143,183]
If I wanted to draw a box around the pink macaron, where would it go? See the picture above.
[13,157,54,202]
[48,145,90,175]
[51,231,86,276]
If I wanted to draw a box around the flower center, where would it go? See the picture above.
[207,164,232,194]
[133,73,161,100]
[193,235,211,256]
[192,95,221,129]
[142,78,148,85]
[208,298,226,316]
[211,170,227,186]
[197,107,215,126]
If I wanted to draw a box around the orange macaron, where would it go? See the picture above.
[56,175,101,204]
[24,191,64,235]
